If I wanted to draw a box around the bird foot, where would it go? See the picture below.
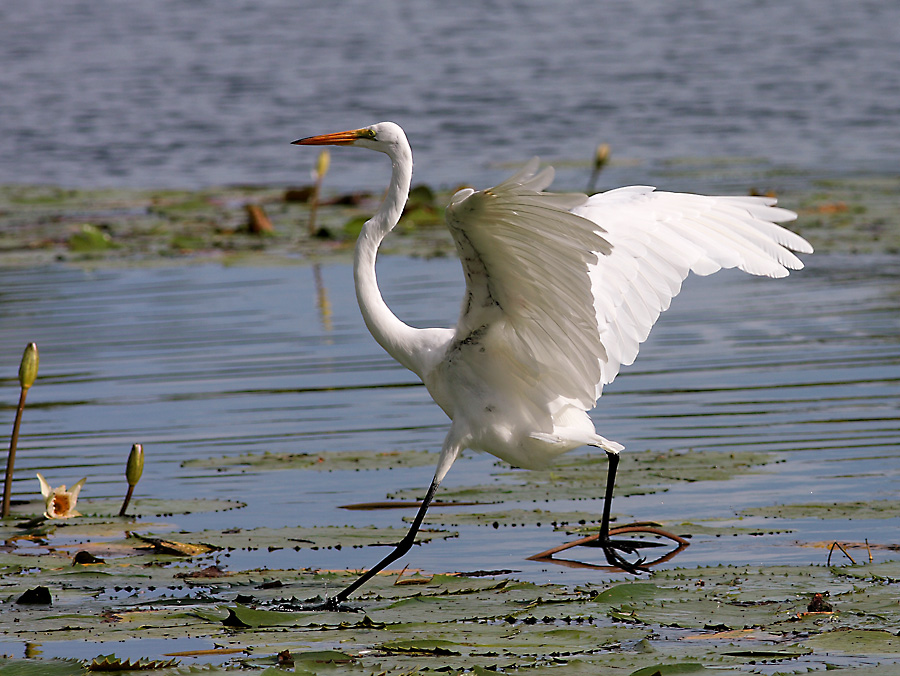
[596,536,654,574]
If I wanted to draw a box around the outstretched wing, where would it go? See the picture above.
[444,158,613,409]
[444,160,813,414]
[575,186,813,397]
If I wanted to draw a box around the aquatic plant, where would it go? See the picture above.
[308,148,330,235]
[2,342,39,518]
[36,472,86,519]
[118,443,144,516]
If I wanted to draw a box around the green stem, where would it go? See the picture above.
[308,174,324,236]
[119,484,135,517]
[2,387,29,518]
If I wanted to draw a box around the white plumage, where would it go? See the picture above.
[292,121,812,601]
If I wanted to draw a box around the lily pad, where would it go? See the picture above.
[803,629,900,654]
[185,524,455,551]
[9,497,245,519]
[835,561,900,582]
[414,508,611,528]
[87,654,179,671]
[661,520,795,537]
[0,658,86,676]
[741,499,900,520]
[68,223,116,252]
[630,665,706,676]
[182,449,441,473]
[389,449,773,503]
[5,562,900,673]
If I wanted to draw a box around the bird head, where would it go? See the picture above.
[292,122,407,155]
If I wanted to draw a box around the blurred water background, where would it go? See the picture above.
[1,1,899,580]
[1,0,898,192]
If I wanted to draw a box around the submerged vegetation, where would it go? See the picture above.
[0,163,898,268]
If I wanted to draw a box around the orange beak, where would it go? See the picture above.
[291,129,366,146]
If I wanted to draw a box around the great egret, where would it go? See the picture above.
[292,122,812,606]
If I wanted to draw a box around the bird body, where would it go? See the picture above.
[293,121,812,598]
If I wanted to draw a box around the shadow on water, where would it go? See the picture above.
[1,254,899,580]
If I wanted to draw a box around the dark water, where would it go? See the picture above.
[1,255,898,578]
[2,1,899,193]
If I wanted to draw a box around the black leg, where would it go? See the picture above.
[527,449,688,570]
[596,450,649,574]
[598,450,619,542]
[320,479,440,609]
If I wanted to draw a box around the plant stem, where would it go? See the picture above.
[308,174,324,236]
[2,387,29,518]
[119,484,135,517]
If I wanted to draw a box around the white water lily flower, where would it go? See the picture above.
[36,473,87,519]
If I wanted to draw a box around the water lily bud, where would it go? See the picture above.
[18,343,39,390]
[126,443,144,486]
[315,149,330,180]
[593,143,610,172]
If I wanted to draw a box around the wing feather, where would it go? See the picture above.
[443,162,812,414]
[445,159,613,406]
[575,185,812,396]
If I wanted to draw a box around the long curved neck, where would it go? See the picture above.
[354,143,420,373]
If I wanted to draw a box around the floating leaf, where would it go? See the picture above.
[222,604,312,628]
[68,224,116,252]
[630,665,706,676]
[390,449,773,503]
[415,508,610,527]
[377,639,460,656]
[803,629,900,654]
[0,658,85,676]
[592,583,661,604]
[742,499,900,520]
[87,654,178,671]
[721,647,811,659]
[8,497,244,519]
[182,449,441,472]
[173,524,455,551]
[293,650,355,664]
[835,561,900,583]
[131,534,219,556]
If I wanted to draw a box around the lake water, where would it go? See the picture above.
[1,0,899,583]
[1,254,898,581]
[2,1,899,193]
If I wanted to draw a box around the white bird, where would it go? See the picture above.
[292,122,812,606]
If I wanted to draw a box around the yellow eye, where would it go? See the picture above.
[358,128,377,140]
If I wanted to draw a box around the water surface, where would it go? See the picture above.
[2,1,898,192]
[1,254,898,580]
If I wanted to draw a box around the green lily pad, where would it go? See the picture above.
[390,449,773,503]
[377,639,460,656]
[803,629,900,654]
[4,560,900,673]
[68,223,116,252]
[592,582,661,604]
[835,561,900,582]
[8,497,245,519]
[223,604,314,628]
[741,499,900,520]
[0,658,86,676]
[630,665,706,676]
[182,449,441,473]
[414,508,610,527]
[87,654,179,671]
[158,524,455,551]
